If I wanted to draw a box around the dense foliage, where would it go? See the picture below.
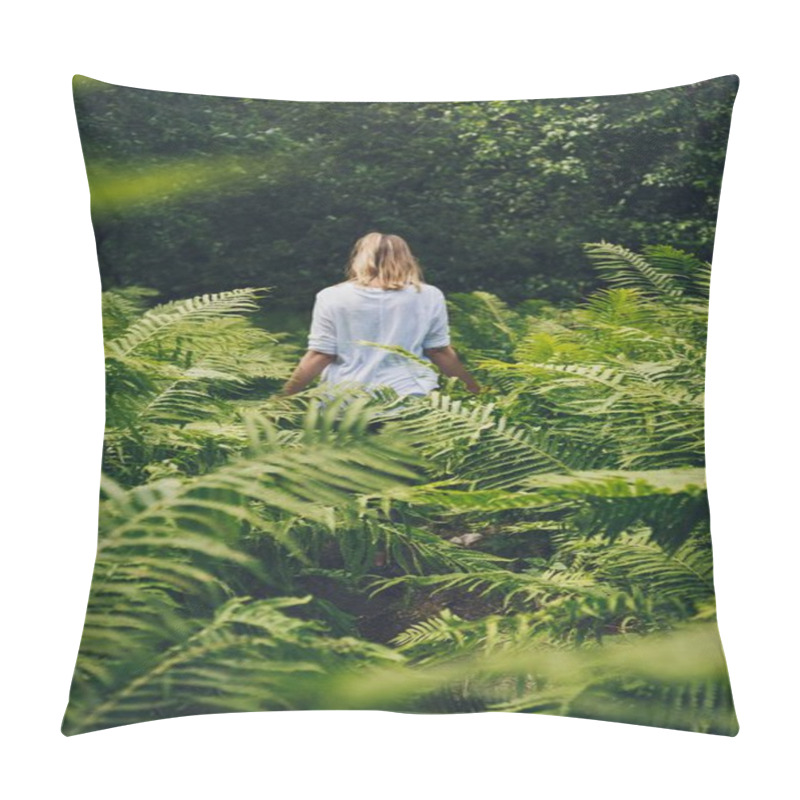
[63,242,736,736]
[73,75,738,306]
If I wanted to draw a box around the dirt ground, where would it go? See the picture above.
[298,570,506,644]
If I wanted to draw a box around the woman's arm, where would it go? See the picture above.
[280,350,337,395]
[423,345,481,394]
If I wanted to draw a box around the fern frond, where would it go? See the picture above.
[515,469,708,550]
[101,287,160,339]
[641,244,712,300]
[368,567,606,611]
[447,291,525,359]
[390,609,551,665]
[63,595,405,735]
[383,392,604,488]
[582,242,685,299]
[106,288,267,358]
[321,620,737,733]
[558,531,715,609]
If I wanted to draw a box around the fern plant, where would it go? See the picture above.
[101,287,297,483]
[65,248,736,736]
[470,243,711,469]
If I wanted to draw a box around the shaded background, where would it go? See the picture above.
[74,75,738,314]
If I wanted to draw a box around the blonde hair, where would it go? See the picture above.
[345,232,424,291]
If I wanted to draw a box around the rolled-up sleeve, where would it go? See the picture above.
[422,290,451,349]
[308,292,338,355]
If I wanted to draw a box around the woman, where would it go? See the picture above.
[281,232,481,397]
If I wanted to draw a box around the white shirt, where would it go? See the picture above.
[308,281,450,396]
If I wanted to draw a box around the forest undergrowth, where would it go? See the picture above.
[62,242,737,736]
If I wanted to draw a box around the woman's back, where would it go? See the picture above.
[308,281,450,396]
[281,232,478,399]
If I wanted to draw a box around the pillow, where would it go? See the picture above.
[63,74,740,736]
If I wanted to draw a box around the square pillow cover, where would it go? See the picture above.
[63,74,740,736]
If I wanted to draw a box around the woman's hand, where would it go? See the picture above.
[464,379,482,394]
[280,350,337,395]
[424,345,482,394]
